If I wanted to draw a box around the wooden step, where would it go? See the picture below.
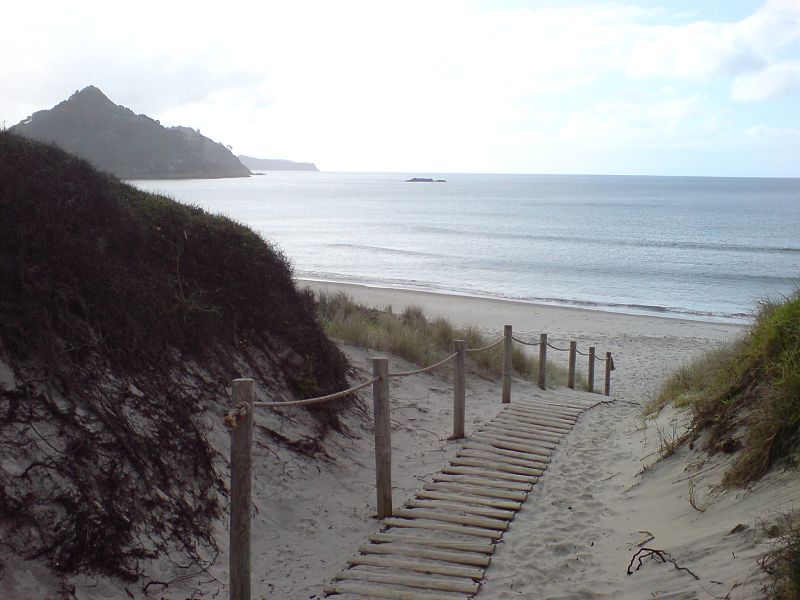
[324,581,465,600]
[457,447,548,469]
[334,570,479,594]
[382,518,502,540]
[346,555,484,581]
[470,434,556,455]
[414,489,521,511]
[450,457,544,477]
[481,426,561,445]
[424,482,528,502]
[405,499,514,520]
[461,442,551,464]
[432,474,533,491]
[393,508,508,531]
[362,541,492,565]
[368,533,495,554]
[440,466,539,484]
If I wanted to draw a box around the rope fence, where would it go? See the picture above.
[389,352,458,378]
[224,323,614,600]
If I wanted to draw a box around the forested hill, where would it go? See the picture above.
[10,86,251,179]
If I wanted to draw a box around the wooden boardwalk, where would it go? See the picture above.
[323,388,602,600]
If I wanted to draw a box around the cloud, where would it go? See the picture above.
[731,60,800,101]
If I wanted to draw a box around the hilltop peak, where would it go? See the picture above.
[10,88,250,179]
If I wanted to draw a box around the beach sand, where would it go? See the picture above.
[7,280,797,600]
[300,281,799,599]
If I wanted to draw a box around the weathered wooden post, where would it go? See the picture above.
[229,378,254,600]
[567,341,577,389]
[452,340,466,439]
[604,352,614,396]
[502,325,512,404]
[588,346,596,393]
[538,333,547,390]
[372,357,392,519]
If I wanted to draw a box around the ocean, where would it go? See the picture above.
[132,172,800,323]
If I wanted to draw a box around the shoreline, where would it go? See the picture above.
[297,276,751,325]
[299,278,746,344]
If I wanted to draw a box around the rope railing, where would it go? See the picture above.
[389,352,458,378]
[464,337,505,353]
[546,341,571,352]
[225,324,615,600]
[253,377,380,409]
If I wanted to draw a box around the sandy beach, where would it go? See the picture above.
[10,280,798,600]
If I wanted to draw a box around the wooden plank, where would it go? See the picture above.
[324,581,464,600]
[414,489,521,511]
[392,508,508,531]
[461,442,551,464]
[335,570,479,594]
[492,415,573,433]
[361,545,490,567]
[450,457,544,477]
[481,426,561,445]
[405,499,514,520]
[506,400,586,420]
[497,409,574,423]
[347,555,484,581]
[382,518,502,540]
[432,474,533,491]
[471,433,557,455]
[368,533,495,555]
[457,447,548,469]
[424,482,528,502]
[441,466,539,484]
[512,399,587,412]
[497,411,574,430]
[490,419,570,437]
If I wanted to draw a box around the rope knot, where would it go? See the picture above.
[224,401,250,429]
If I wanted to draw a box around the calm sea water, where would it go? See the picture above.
[132,173,800,323]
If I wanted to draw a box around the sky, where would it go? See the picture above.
[2,0,799,176]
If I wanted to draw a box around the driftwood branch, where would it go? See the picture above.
[627,547,700,580]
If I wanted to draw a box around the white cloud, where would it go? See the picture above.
[732,60,800,101]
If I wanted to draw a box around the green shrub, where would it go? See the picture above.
[652,290,800,485]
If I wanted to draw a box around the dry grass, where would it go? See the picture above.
[762,511,800,599]
[315,291,577,387]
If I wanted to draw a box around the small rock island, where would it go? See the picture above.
[406,177,446,182]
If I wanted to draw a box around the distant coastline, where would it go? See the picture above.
[238,155,318,171]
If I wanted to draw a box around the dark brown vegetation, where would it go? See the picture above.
[0,132,348,580]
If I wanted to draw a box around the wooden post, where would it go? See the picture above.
[604,352,613,396]
[372,358,392,519]
[452,340,466,439]
[230,378,254,600]
[538,333,547,390]
[567,341,577,389]
[502,325,512,404]
[588,346,596,393]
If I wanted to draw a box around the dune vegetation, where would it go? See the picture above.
[0,131,348,580]
[651,290,800,598]
[315,290,575,387]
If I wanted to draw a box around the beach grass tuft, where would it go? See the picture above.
[650,289,800,485]
[315,290,574,386]
[762,511,800,599]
